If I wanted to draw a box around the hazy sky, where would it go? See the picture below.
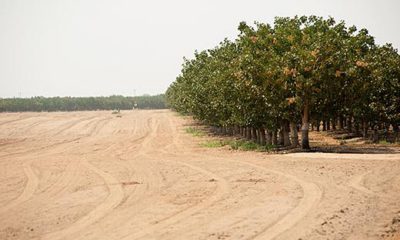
[1,0,399,98]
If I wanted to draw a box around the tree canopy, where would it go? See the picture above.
[166,16,400,149]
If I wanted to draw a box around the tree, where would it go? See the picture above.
[166,15,400,149]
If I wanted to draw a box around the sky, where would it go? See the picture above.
[0,0,399,98]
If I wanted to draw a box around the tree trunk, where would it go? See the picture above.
[278,128,284,146]
[347,116,352,132]
[385,123,390,142]
[362,120,368,138]
[372,126,379,143]
[316,120,320,132]
[252,128,258,142]
[393,123,399,142]
[282,121,291,147]
[255,129,260,144]
[339,116,344,130]
[290,122,299,147]
[332,117,336,130]
[322,120,327,131]
[259,128,266,145]
[266,130,272,145]
[246,127,252,140]
[327,119,331,131]
[355,121,360,136]
[272,130,278,145]
[301,102,310,150]
[233,125,237,135]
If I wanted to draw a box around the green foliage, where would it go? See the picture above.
[200,138,274,151]
[0,94,167,112]
[200,140,225,148]
[225,139,274,151]
[185,127,206,137]
[378,140,392,145]
[167,15,400,148]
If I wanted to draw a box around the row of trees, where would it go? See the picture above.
[0,94,166,112]
[166,16,400,149]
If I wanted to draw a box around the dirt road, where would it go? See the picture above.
[0,110,399,240]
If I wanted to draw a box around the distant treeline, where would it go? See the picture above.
[0,94,167,112]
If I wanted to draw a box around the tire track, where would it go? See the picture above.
[0,116,111,158]
[102,114,231,240]
[119,115,231,239]
[76,114,188,239]
[35,159,82,198]
[0,116,113,217]
[177,151,322,240]
[165,114,322,240]
[52,116,98,136]
[0,115,35,126]
[0,137,82,158]
[349,172,375,195]
[42,158,124,240]
[39,114,146,239]
[3,110,396,240]
[0,161,39,214]
[245,161,322,240]
[121,159,230,240]
[34,117,117,208]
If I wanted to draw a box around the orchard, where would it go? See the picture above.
[166,16,400,149]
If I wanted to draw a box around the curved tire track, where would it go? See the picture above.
[163,116,322,240]
[222,161,323,240]
[349,172,375,195]
[0,161,39,214]
[42,159,124,240]
[118,114,231,240]
[121,159,231,240]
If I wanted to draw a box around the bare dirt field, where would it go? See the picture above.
[0,110,400,240]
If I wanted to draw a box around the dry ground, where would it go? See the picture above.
[0,110,399,240]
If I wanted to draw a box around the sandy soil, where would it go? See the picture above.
[0,110,399,240]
